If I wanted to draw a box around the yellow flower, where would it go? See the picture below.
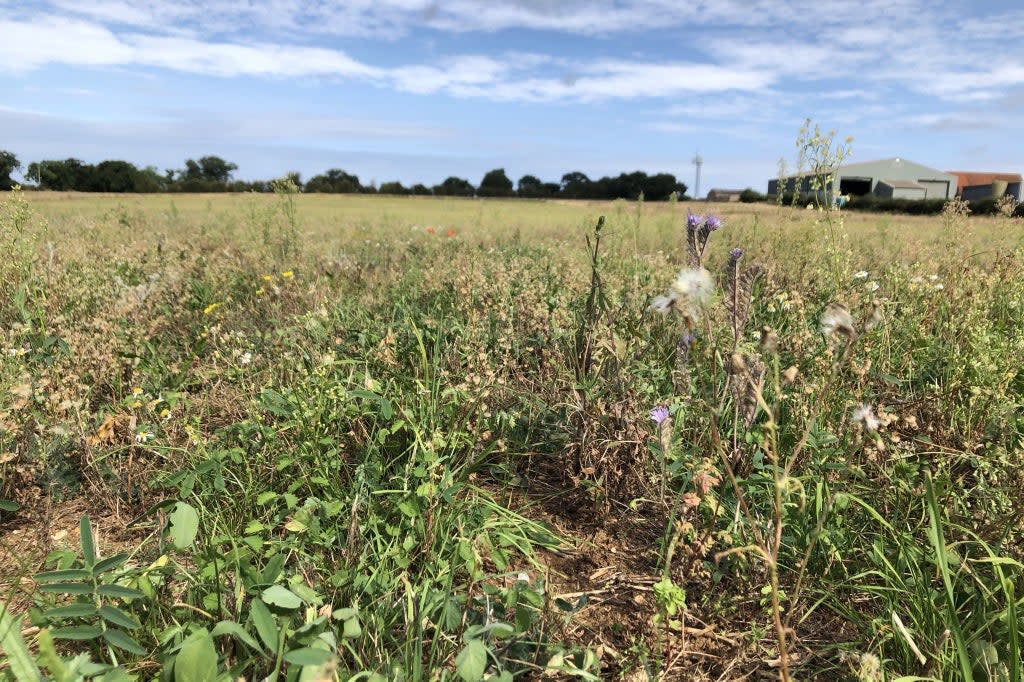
[256,287,265,296]
[281,270,294,279]
[131,386,143,395]
[262,274,273,281]
[203,302,222,315]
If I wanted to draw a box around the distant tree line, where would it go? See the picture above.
[0,149,689,200]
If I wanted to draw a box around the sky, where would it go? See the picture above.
[1,0,1023,195]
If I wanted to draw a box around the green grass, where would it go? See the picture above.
[1,188,1022,681]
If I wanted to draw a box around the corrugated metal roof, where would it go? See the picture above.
[945,171,1022,187]
[879,179,926,190]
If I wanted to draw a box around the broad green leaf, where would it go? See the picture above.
[93,553,130,575]
[455,639,488,682]
[283,647,332,666]
[36,569,91,582]
[42,603,98,620]
[261,584,302,610]
[249,598,278,652]
[0,499,20,512]
[256,491,276,505]
[96,584,146,600]
[0,610,41,681]
[103,628,147,655]
[99,605,141,630]
[174,629,218,682]
[52,625,104,640]
[37,583,93,595]
[168,502,200,550]
[80,516,96,568]
[341,615,362,639]
[211,620,262,653]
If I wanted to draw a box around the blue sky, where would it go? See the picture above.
[1,0,1023,195]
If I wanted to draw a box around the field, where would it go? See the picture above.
[1,188,1023,681]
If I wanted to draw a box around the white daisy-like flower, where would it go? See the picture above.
[852,404,880,432]
[853,270,869,279]
[239,351,253,365]
[820,303,855,338]
[866,281,879,292]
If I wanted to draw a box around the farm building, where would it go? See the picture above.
[946,171,1022,201]
[706,188,744,202]
[768,157,958,201]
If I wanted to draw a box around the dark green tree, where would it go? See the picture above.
[1,150,21,190]
[433,176,475,197]
[516,174,543,198]
[560,171,592,199]
[197,156,237,183]
[379,181,410,195]
[305,169,361,193]
[410,183,432,196]
[478,168,513,197]
[91,160,140,192]
[25,158,89,191]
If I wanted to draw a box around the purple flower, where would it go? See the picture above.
[681,330,697,349]
[705,215,723,231]
[729,247,744,261]
[650,406,670,424]
[687,212,703,230]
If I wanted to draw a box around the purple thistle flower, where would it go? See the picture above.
[687,212,704,230]
[650,405,670,424]
[705,215,723,231]
[729,247,744,261]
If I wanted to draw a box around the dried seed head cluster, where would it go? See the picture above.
[820,303,856,339]
[649,267,715,320]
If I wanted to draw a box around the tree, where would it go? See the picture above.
[478,168,513,197]
[0,150,21,190]
[25,158,88,191]
[91,160,140,192]
[433,176,475,197]
[560,171,592,199]
[517,174,543,198]
[305,169,361,193]
[379,181,410,195]
[198,156,237,183]
[411,183,432,196]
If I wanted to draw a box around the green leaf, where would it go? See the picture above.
[256,491,277,505]
[95,584,147,600]
[174,629,218,682]
[168,502,200,550]
[35,569,92,582]
[455,639,488,682]
[80,516,96,568]
[52,625,104,640]
[283,647,332,667]
[341,615,362,639]
[99,605,141,630]
[211,620,263,653]
[261,584,302,610]
[103,628,147,655]
[42,603,98,620]
[93,553,130,575]
[0,499,20,512]
[0,610,42,681]
[37,582,94,595]
[249,598,279,652]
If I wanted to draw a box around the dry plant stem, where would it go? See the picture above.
[711,360,793,681]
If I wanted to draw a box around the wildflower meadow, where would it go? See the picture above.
[0,179,1022,681]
